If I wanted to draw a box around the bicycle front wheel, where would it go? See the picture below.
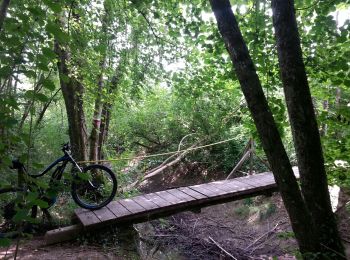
[71,165,117,210]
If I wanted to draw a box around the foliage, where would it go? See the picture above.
[0,0,349,247]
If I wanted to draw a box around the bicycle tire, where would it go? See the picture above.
[71,164,117,210]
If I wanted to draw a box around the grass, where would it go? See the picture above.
[233,197,277,221]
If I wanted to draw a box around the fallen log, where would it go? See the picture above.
[44,224,83,245]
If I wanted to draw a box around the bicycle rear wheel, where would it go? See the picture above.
[71,165,117,210]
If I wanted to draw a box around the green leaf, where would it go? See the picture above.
[0,66,11,78]
[22,70,37,79]
[0,238,11,247]
[12,209,28,222]
[77,172,90,180]
[34,179,49,189]
[34,199,49,208]
[27,6,45,17]
[43,0,62,13]
[42,79,56,91]
[344,79,350,87]
[24,90,49,102]
[42,47,57,60]
[46,21,69,43]
[37,62,50,72]
[36,93,49,102]
[26,192,39,202]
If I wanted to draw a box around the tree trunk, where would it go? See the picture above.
[35,88,61,128]
[89,3,112,162]
[55,41,88,161]
[209,0,319,255]
[0,0,10,33]
[97,102,110,159]
[97,62,123,159]
[271,0,344,256]
[89,58,106,162]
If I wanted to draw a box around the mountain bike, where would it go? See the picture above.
[0,143,117,221]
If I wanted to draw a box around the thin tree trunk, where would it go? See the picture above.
[97,62,123,159]
[0,0,10,33]
[209,0,319,254]
[55,41,88,161]
[89,3,111,162]
[320,99,328,136]
[97,103,110,159]
[35,88,61,128]
[271,0,344,256]
[89,58,106,162]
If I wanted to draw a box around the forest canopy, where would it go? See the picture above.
[0,0,348,183]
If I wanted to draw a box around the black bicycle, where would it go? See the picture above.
[0,143,117,215]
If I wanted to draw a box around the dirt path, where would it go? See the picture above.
[0,237,136,260]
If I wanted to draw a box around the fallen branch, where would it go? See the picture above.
[244,222,279,251]
[209,236,237,260]
[142,138,203,180]
[178,133,196,151]
[121,138,204,193]
[226,150,251,179]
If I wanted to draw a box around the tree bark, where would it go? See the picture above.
[97,102,110,159]
[0,0,10,33]
[89,3,111,162]
[209,0,319,254]
[97,62,123,159]
[89,57,106,162]
[271,0,344,256]
[55,41,88,161]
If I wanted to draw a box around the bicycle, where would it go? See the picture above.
[0,143,117,222]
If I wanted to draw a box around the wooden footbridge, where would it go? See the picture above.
[45,167,299,244]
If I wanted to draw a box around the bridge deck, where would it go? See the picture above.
[75,168,299,229]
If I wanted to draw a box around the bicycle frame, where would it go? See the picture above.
[27,151,82,181]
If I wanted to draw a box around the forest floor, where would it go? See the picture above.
[1,163,350,259]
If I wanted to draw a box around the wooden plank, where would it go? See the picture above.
[75,208,90,214]
[207,181,240,193]
[223,179,255,191]
[77,210,100,226]
[178,187,208,200]
[255,175,275,185]
[93,206,115,222]
[119,198,146,214]
[155,190,186,204]
[132,195,159,210]
[234,175,263,187]
[188,184,220,197]
[209,180,256,196]
[166,189,196,202]
[200,182,228,195]
[236,174,274,188]
[107,201,132,218]
[144,193,173,207]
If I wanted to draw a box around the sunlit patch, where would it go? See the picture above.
[334,160,349,168]
[329,185,340,212]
